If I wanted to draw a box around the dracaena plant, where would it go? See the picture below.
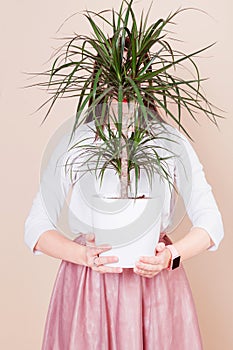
[30,0,223,199]
[65,106,178,198]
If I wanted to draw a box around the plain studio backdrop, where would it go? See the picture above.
[0,0,232,349]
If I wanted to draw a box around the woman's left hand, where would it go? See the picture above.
[134,242,172,278]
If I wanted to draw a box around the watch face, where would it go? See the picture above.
[172,256,181,270]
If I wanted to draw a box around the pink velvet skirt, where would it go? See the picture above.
[41,233,203,350]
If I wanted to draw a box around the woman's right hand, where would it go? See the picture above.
[84,234,123,274]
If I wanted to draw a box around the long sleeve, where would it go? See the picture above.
[24,122,94,255]
[24,134,72,255]
[174,129,224,251]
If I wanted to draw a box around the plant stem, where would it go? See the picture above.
[120,111,129,198]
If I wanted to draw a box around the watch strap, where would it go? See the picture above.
[166,245,181,271]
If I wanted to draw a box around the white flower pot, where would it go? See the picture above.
[91,195,162,268]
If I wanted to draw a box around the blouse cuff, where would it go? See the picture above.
[24,222,56,256]
[190,211,224,251]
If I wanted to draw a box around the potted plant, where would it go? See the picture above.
[31,0,223,267]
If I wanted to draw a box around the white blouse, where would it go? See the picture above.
[24,121,224,255]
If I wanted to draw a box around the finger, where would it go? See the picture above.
[86,248,116,269]
[135,260,163,272]
[138,255,160,264]
[133,267,159,278]
[85,235,112,252]
[155,242,166,253]
[85,242,112,256]
[94,265,123,274]
[92,245,113,256]
[97,243,112,250]
[85,233,96,247]
[87,250,119,267]
[96,255,120,266]
[90,255,119,267]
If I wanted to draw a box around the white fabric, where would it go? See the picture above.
[24,121,224,255]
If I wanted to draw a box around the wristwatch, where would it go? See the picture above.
[166,245,181,270]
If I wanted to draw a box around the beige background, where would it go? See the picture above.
[0,0,232,349]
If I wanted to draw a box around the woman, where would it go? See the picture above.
[24,109,224,349]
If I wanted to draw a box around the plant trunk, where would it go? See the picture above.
[120,103,130,198]
[110,101,135,198]
[120,134,128,198]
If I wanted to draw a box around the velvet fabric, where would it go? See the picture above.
[42,233,203,350]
